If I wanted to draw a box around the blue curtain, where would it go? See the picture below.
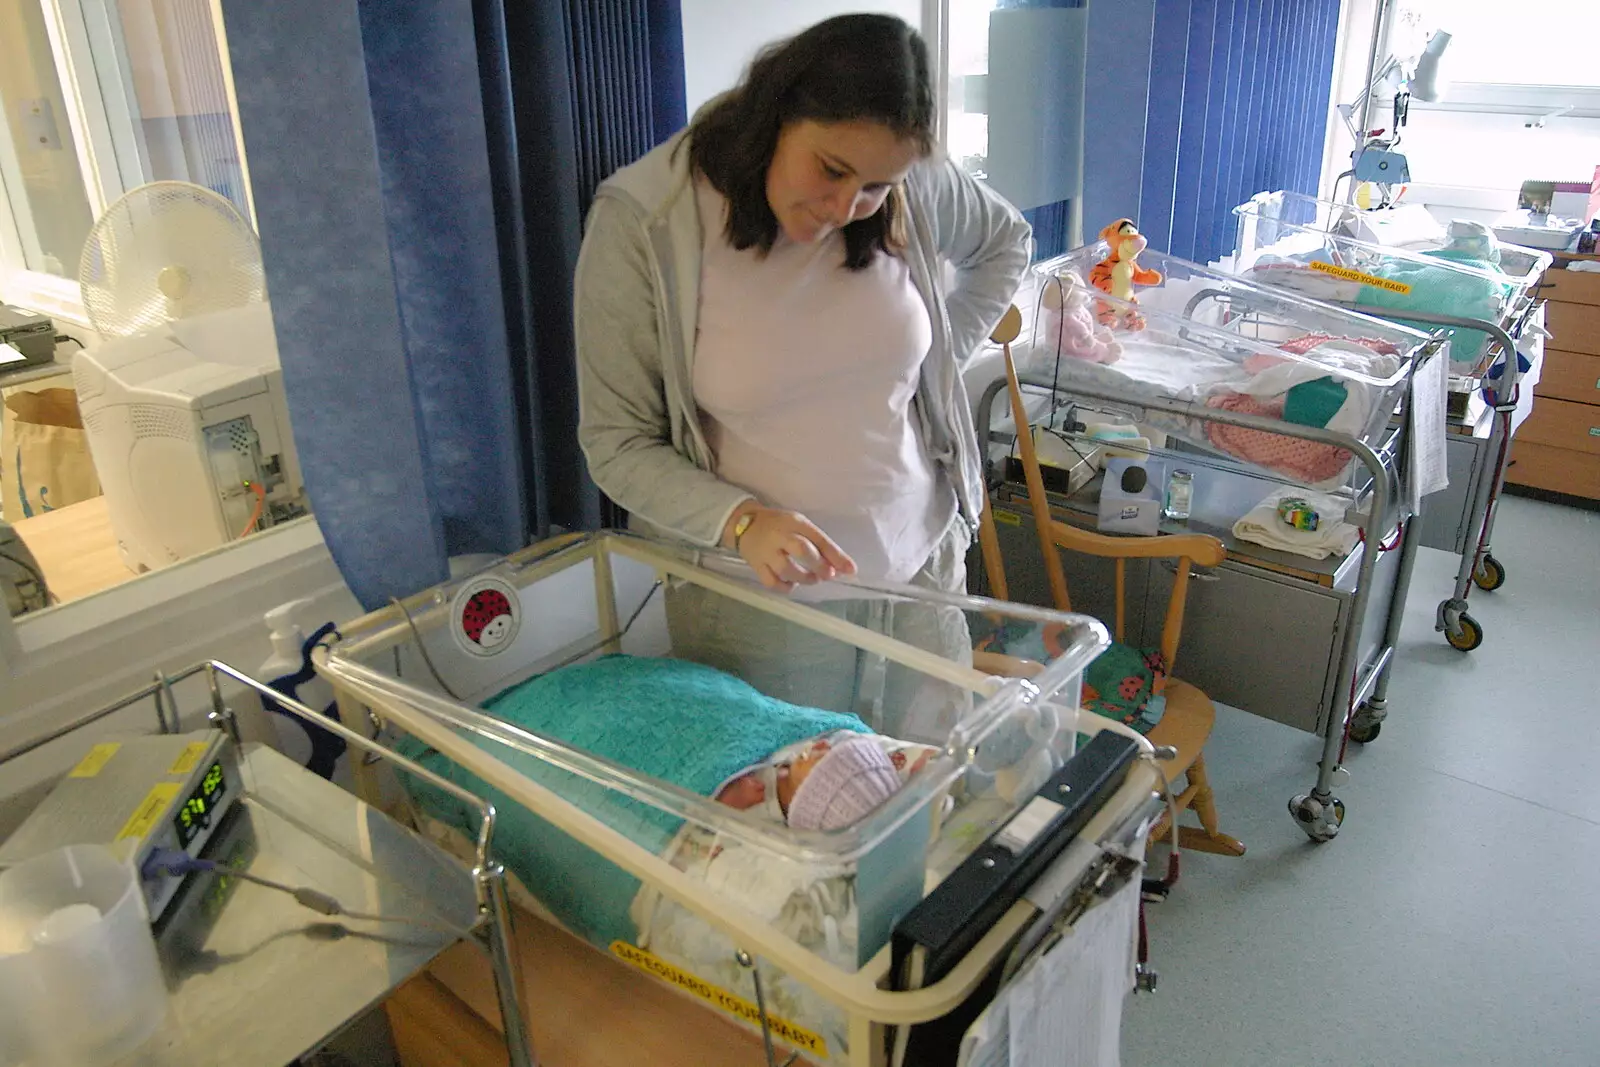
[222,0,684,609]
[487,0,685,531]
[1144,0,1341,264]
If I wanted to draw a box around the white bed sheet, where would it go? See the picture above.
[1020,336,1245,401]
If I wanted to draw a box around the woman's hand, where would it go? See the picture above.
[724,505,856,592]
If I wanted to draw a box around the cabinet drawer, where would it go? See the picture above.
[1535,349,1600,406]
[1506,440,1600,499]
[1141,562,1339,734]
[1546,300,1600,357]
[1518,397,1600,456]
[1540,267,1600,307]
[1416,432,1488,555]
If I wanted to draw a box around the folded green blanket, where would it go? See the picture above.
[397,655,871,948]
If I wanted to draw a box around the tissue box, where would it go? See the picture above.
[1097,458,1164,536]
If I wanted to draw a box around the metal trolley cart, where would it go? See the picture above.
[0,660,534,1067]
[975,245,1443,840]
[312,532,1173,1066]
[1233,190,1552,652]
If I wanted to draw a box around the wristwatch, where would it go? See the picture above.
[732,512,756,549]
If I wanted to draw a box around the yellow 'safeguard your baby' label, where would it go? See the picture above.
[1308,260,1413,295]
[610,942,828,1056]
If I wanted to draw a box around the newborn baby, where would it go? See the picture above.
[714,732,932,831]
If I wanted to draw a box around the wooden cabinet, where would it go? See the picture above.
[1511,257,1600,501]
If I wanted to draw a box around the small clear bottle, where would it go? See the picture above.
[1164,468,1193,522]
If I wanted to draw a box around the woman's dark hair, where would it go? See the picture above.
[687,14,934,270]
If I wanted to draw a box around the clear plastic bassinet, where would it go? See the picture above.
[316,531,1145,1063]
[1019,241,1436,493]
[1232,190,1551,373]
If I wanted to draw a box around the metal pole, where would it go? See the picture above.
[1364,504,1422,725]
[479,863,536,1067]
[206,664,243,747]
[1352,0,1393,200]
[1313,434,1389,798]
[735,951,797,1067]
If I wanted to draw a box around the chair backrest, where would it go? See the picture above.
[985,305,1224,673]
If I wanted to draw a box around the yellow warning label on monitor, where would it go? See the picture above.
[1308,260,1413,295]
[609,942,828,1056]
[116,783,181,842]
[168,741,211,776]
[68,742,121,779]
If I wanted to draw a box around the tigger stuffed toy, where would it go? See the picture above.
[1089,218,1163,330]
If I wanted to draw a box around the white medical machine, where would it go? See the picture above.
[74,303,306,572]
[71,181,306,573]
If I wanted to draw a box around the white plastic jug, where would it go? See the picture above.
[0,844,168,1066]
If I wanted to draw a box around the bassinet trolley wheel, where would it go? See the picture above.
[1473,554,1506,592]
[1347,716,1381,745]
[1289,792,1344,842]
[1445,611,1484,652]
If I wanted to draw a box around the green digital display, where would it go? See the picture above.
[172,760,228,848]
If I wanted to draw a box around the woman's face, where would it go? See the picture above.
[765,119,922,245]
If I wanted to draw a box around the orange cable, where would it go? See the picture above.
[238,480,267,538]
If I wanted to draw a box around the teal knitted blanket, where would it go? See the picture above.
[397,655,871,948]
[1354,253,1512,365]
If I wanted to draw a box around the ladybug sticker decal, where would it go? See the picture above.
[450,576,521,656]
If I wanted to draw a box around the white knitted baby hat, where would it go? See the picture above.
[786,736,902,832]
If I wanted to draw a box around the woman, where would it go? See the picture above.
[575,15,1029,727]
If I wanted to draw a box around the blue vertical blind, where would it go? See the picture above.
[1141,0,1341,264]
[493,0,685,533]
[568,0,685,216]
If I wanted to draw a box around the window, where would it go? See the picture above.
[1328,1,1600,204]
[945,0,998,177]
[1,0,254,314]
[1394,0,1600,91]
[2,1,332,730]
[0,0,97,281]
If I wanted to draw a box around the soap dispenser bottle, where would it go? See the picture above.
[259,599,346,781]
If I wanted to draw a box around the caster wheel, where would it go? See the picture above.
[1473,554,1506,592]
[1446,612,1484,652]
[1349,719,1381,744]
[1289,793,1345,842]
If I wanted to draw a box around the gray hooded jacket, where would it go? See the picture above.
[574,132,1031,549]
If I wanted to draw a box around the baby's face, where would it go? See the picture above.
[714,741,833,816]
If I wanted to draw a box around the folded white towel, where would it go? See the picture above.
[1232,487,1361,560]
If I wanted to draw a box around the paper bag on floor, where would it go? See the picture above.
[2,388,102,519]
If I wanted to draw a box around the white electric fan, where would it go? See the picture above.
[78,180,265,337]
[72,182,306,571]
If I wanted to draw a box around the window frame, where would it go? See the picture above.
[1407,82,1600,121]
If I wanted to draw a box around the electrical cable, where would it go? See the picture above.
[237,480,267,538]
[143,848,470,940]
[391,577,664,704]
[53,334,84,349]
[527,579,662,680]
[391,595,463,701]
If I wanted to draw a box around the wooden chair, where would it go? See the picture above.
[978,306,1244,858]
